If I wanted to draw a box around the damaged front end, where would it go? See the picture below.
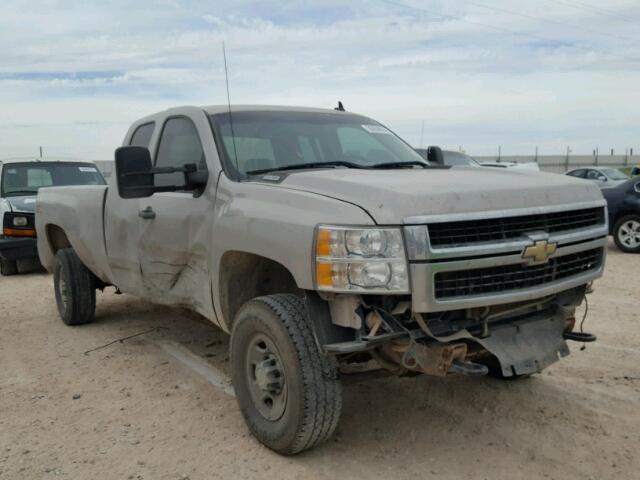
[310,202,607,380]
[311,285,594,379]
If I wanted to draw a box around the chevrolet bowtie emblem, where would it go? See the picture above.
[522,240,557,264]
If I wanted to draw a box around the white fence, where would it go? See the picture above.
[92,154,640,178]
[475,154,639,174]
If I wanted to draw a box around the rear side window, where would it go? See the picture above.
[129,122,155,148]
[568,169,586,178]
[155,117,206,187]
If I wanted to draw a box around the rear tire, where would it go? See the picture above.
[613,214,640,253]
[53,248,96,325]
[230,294,342,455]
[0,258,18,276]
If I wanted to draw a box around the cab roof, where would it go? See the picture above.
[202,104,350,115]
[0,158,97,165]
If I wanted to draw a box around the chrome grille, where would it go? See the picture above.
[427,207,605,248]
[434,248,603,299]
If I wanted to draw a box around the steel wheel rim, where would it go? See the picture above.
[58,271,69,309]
[618,220,640,248]
[245,333,287,421]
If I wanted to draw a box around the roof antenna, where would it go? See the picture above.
[222,41,240,179]
[335,101,345,111]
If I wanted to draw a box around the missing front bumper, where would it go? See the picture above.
[472,311,570,377]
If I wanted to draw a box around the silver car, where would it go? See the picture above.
[566,166,629,188]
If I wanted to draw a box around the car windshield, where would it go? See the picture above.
[602,168,629,181]
[1,162,106,197]
[443,151,480,167]
[210,110,427,176]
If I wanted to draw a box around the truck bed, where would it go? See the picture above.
[36,185,111,282]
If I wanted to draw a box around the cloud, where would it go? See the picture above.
[0,0,639,159]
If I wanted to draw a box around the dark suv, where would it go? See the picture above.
[0,160,105,275]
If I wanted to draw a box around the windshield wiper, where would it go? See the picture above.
[371,161,429,169]
[5,190,38,196]
[247,161,367,175]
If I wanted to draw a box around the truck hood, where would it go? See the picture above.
[270,167,604,224]
[4,195,37,213]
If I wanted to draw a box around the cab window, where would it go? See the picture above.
[130,122,155,148]
[154,117,206,187]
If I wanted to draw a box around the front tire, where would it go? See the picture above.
[230,294,342,455]
[53,248,96,325]
[0,258,18,276]
[613,215,640,253]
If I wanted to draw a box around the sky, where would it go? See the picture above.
[1,0,639,161]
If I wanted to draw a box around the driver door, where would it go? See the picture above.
[135,114,213,312]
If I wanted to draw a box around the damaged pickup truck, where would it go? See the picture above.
[36,105,607,455]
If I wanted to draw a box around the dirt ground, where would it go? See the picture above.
[1,239,639,480]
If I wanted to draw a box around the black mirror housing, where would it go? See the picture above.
[115,146,155,199]
[427,145,444,165]
[114,147,209,199]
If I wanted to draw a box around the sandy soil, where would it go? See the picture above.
[1,239,639,480]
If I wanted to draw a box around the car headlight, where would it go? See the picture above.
[315,226,409,293]
[13,216,28,227]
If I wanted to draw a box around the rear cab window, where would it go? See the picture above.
[129,122,155,148]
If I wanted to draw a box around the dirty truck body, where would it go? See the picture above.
[36,105,608,454]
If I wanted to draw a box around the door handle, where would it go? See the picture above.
[138,206,156,219]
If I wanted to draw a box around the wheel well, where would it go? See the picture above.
[219,251,301,330]
[46,224,71,254]
[611,210,640,232]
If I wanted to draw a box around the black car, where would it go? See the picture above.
[0,160,106,275]
[600,178,640,253]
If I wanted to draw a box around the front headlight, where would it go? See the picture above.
[13,216,28,227]
[314,226,410,293]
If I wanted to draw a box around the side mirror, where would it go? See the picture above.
[115,146,155,199]
[426,145,444,165]
[597,175,607,182]
[114,146,208,199]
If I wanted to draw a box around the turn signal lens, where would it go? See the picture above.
[316,228,333,257]
[316,262,334,288]
[3,227,36,237]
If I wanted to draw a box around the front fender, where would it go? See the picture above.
[210,174,375,328]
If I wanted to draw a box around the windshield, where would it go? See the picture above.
[601,168,629,181]
[442,151,480,167]
[210,111,427,176]
[1,162,106,197]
